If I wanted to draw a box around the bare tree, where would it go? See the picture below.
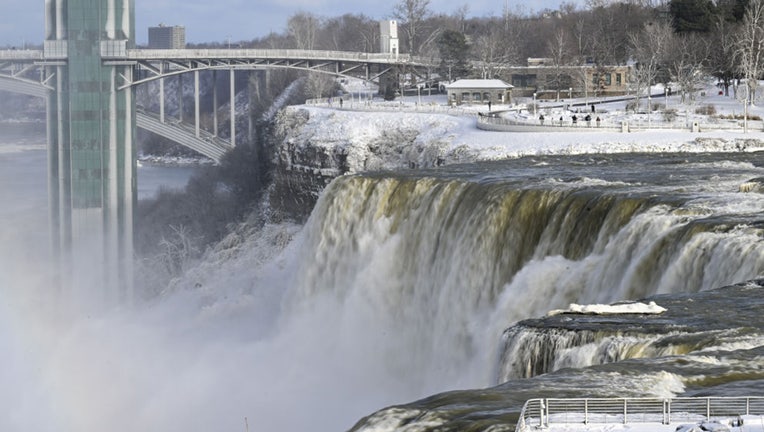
[735,0,764,107]
[473,27,515,79]
[585,1,654,65]
[547,28,573,101]
[393,0,432,55]
[666,33,709,104]
[708,16,740,97]
[628,21,672,111]
[287,12,321,50]
[318,14,378,52]
[304,72,336,99]
[157,225,200,278]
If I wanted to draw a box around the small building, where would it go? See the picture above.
[445,79,513,106]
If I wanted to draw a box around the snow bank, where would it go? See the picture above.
[546,301,667,316]
[275,103,764,175]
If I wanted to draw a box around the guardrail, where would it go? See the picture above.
[517,397,764,431]
[127,48,434,65]
[0,49,43,60]
[305,98,479,117]
[477,112,763,133]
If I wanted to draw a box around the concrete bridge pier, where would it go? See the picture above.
[230,67,236,147]
[213,70,218,136]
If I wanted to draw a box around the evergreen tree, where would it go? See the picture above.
[716,0,750,22]
[669,0,717,32]
[437,29,471,81]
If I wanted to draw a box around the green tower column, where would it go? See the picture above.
[45,0,137,305]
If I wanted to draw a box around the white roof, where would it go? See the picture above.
[445,79,514,89]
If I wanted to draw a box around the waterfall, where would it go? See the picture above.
[5,149,762,432]
[286,173,764,391]
[497,326,695,381]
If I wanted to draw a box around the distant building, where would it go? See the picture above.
[379,20,399,56]
[148,24,185,49]
[507,58,631,98]
[445,79,514,106]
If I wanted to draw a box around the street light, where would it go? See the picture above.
[744,83,749,133]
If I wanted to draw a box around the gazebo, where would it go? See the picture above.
[445,79,514,106]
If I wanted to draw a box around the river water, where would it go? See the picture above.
[1,122,763,432]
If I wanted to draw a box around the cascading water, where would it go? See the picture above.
[287,156,764,403]
[4,144,764,432]
[290,154,764,431]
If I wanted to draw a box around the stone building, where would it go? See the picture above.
[445,79,514,106]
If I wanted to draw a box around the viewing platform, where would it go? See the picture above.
[517,397,764,432]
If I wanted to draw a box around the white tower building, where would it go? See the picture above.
[380,20,399,57]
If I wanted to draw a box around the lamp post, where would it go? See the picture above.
[533,92,537,116]
[744,83,749,133]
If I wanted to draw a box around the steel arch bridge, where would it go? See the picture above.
[0,26,436,301]
[0,48,435,162]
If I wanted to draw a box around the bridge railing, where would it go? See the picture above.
[0,49,43,60]
[476,111,763,133]
[127,48,432,65]
[517,397,764,431]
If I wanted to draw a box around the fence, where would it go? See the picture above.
[477,114,763,133]
[305,98,479,117]
[517,397,764,431]
[305,99,764,133]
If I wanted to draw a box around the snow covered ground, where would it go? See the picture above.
[298,80,764,166]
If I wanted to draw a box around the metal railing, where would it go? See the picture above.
[477,112,763,133]
[0,49,43,60]
[517,397,764,431]
[127,48,433,65]
[305,98,479,117]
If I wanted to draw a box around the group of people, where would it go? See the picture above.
[540,113,601,127]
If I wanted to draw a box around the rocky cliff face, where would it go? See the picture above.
[267,105,478,218]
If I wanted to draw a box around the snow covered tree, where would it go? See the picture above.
[735,0,764,105]
[304,72,336,99]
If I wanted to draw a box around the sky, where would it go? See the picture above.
[0,0,587,47]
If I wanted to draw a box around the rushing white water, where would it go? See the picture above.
[2,139,764,432]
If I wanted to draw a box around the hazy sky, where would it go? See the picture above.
[1,0,588,47]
